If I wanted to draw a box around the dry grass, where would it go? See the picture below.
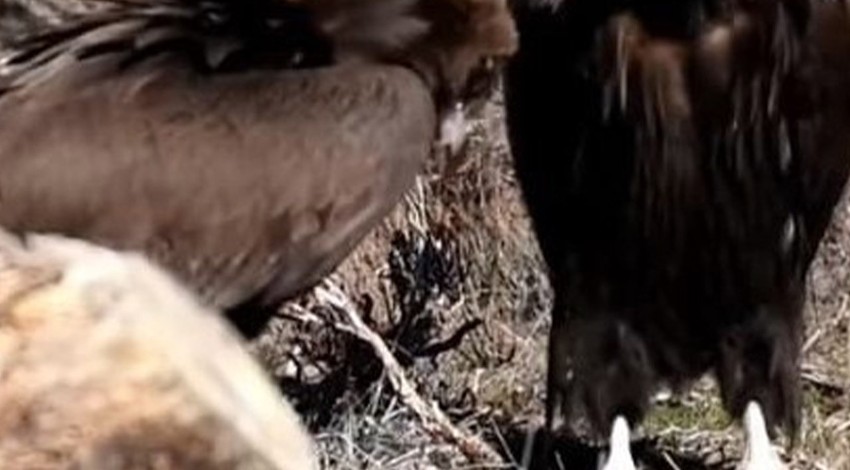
[252,92,553,468]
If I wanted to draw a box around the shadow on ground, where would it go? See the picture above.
[493,426,730,470]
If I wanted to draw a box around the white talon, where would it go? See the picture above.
[599,416,637,470]
[739,402,786,470]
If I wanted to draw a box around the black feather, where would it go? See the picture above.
[505,0,850,441]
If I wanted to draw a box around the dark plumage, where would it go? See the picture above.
[0,0,517,337]
[504,0,850,455]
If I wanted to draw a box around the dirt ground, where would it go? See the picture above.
[2,3,849,468]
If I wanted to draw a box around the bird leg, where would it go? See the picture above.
[545,312,570,433]
[540,310,572,467]
[739,401,786,470]
[599,416,636,470]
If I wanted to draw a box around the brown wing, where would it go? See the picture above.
[0,54,435,311]
[0,0,515,340]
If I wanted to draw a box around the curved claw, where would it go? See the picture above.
[739,401,787,470]
[599,416,637,470]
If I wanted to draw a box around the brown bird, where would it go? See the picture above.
[504,0,850,468]
[0,0,517,337]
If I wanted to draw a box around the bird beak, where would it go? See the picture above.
[434,54,507,176]
[438,100,469,156]
[434,100,474,177]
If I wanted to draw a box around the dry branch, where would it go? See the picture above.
[315,281,503,464]
[0,231,317,470]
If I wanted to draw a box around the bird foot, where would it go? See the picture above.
[599,416,637,470]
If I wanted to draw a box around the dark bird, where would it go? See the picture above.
[0,0,517,337]
[504,0,850,467]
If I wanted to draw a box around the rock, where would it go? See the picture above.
[0,231,318,470]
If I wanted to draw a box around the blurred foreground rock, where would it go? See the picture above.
[0,231,317,470]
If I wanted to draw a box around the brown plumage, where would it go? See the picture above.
[0,0,517,336]
[504,0,850,459]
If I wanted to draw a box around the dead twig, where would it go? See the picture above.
[801,365,846,398]
[315,280,504,464]
[416,318,483,359]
